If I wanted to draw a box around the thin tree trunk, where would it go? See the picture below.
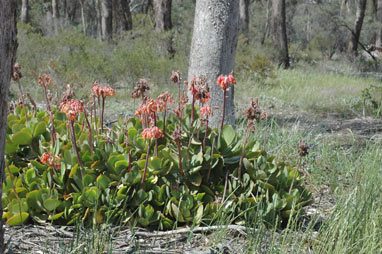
[377,0,382,47]
[271,0,290,68]
[62,0,69,27]
[96,0,102,39]
[79,0,87,35]
[0,0,18,252]
[101,0,113,41]
[188,0,240,128]
[261,0,271,45]
[239,0,250,33]
[120,0,133,31]
[348,0,367,55]
[21,0,29,23]
[52,0,60,35]
[153,0,172,31]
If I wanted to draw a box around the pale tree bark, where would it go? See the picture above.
[377,0,382,47]
[348,0,367,55]
[79,0,87,35]
[120,0,133,31]
[271,0,289,68]
[52,0,60,35]
[21,0,29,23]
[261,0,271,45]
[153,0,172,31]
[0,0,18,252]
[102,0,113,41]
[188,0,240,128]
[239,0,250,33]
[96,0,102,39]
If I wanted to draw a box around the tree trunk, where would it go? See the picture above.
[79,0,87,35]
[21,0,29,23]
[271,0,289,68]
[377,0,382,47]
[120,0,133,31]
[96,0,102,39]
[239,0,249,33]
[153,0,172,31]
[101,0,113,41]
[348,0,367,55]
[0,0,18,252]
[188,0,240,128]
[52,0,60,35]
[62,0,69,27]
[261,0,271,45]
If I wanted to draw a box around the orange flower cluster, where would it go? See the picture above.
[60,99,84,120]
[38,74,51,88]
[92,83,116,98]
[200,105,212,117]
[142,126,164,140]
[157,92,173,109]
[216,73,236,90]
[41,152,61,169]
[188,75,211,104]
[170,70,182,84]
[245,98,266,122]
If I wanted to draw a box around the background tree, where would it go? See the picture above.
[0,0,18,251]
[119,0,133,31]
[348,0,367,55]
[271,0,289,68]
[102,0,113,40]
[188,0,240,128]
[153,0,172,31]
[21,0,29,24]
[52,0,60,34]
[377,0,382,47]
[239,0,250,33]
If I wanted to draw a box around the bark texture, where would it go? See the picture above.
[102,0,113,41]
[377,0,382,47]
[271,0,289,68]
[120,0,133,31]
[153,0,172,31]
[188,0,240,128]
[0,0,18,251]
[52,0,60,34]
[348,0,367,55]
[239,0,249,33]
[21,0,29,23]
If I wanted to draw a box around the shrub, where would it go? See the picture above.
[3,73,312,229]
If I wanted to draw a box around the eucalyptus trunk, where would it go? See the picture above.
[52,0,60,35]
[153,0,172,31]
[188,0,240,128]
[102,0,113,41]
[239,0,249,33]
[271,0,289,68]
[348,0,367,55]
[0,0,18,251]
[377,0,382,47]
[21,0,29,23]
[120,0,133,31]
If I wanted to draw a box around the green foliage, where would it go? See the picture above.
[361,85,382,117]
[3,103,311,229]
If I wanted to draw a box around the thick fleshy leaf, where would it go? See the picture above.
[12,128,32,145]
[7,212,29,225]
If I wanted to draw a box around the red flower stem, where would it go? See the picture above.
[101,97,106,133]
[238,122,251,180]
[69,120,83,168]
[221,89,227,131]
[43,85,56,145]
[97,96,101,134]
[154,113,158,157]
[163,109,167,137]
[177,139,184,177]
[84,110,93,153]
[191,85,195,124]
[206,132,216,183]
[141,139,151,189]
[202,119,209,154]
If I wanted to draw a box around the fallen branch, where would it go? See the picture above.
[134,225,252,238]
